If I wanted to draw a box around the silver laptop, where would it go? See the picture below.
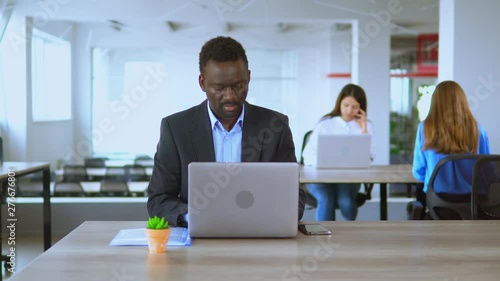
[188,162,299,238]
[316,134,371,169]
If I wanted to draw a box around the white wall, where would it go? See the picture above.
[0,12,27,161]
[439,0,500,153]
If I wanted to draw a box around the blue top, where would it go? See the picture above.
[412,122,491,193]
[207,102,245,163]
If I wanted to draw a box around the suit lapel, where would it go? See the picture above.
[190,100,215,162]
[241,102,263,162]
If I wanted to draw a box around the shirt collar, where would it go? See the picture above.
[207,101,245,131]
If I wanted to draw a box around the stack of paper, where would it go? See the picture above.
[109,227,192,246]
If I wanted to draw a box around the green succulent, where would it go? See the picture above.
[147,216,169,229]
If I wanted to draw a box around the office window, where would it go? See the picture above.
[416,84,435,121]
[31,28,71,121]
[246,49,298,114]
[246,49,299,151]
[92,48,169,157]
[389,69,414,157]
[390,69,410,114]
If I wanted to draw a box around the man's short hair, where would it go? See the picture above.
[199,36,248,74]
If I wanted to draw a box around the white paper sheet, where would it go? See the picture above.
[109,227,191,246]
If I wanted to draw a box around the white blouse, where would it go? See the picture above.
[302,116,375,166]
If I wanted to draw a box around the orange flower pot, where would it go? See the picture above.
[145,228,171,253]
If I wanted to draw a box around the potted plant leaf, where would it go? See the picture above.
[145,216,170,253]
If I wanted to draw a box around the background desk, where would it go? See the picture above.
[54,167,153,178]
[0,162,51,281]
[300,164,420,220]
[9,220,500,281]
[0,162,51,250]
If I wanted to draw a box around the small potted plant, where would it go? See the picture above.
[145,216,170,253]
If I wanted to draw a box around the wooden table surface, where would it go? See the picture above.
[9,220,500,281]
[300,164,419,184]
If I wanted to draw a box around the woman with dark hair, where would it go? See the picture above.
[302,84,375,221]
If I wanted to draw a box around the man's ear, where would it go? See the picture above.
[247,70,251,84]
[198,74,206,92]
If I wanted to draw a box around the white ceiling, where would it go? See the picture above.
[11,0,439,37]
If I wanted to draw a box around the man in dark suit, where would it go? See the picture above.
[147,36,306,226]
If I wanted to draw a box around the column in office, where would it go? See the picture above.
[327,26,352,99]
[439,0,500,153]
[350,17,391,167]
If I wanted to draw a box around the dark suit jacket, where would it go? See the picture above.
[147,100,306,226]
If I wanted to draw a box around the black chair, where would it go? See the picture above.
[300,130,373,210]
[16,172,45,197]
[472,155,500,220]
[0,136,3,164]
[100,180,129,197]
[104,167,127,181]
[84,157,107,167]
[62,165,88,182]
[124,164,149,182]
[54,182,85,197]
[408,154,485,220]
[134,155,154,167]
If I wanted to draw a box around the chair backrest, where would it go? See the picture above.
[17,179,44,197]
[54,182,85,197]
[299,130,313,165]
[63,165,88,182]
[0,136,3,164]
[134,155,154,167]
[104,167,126,181]
[100,180,129,196]
[84,157,107,167]
[426,154,484,220]
[299,130,316,209]
[472,155,500,219]
[124,164,149,181]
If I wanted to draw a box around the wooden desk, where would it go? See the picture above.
[55,167,153,178]
[300,164,421,220]
[8,221,500,280]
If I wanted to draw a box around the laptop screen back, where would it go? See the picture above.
[188,162,299,238]
[316,134,371,169]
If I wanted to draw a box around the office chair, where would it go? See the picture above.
[472,155,500,220]
[0,136,3,164]
[100,180,129,197]
[63,164,88,182]
[84,157,107,167]
[54,182,85,197]
[409,154,485,220]
[124,164,149,182]
[134,155,154,167]
[299,130,373,210]
[104,167,127,181]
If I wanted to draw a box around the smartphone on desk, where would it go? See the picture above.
[299,224,332,235]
